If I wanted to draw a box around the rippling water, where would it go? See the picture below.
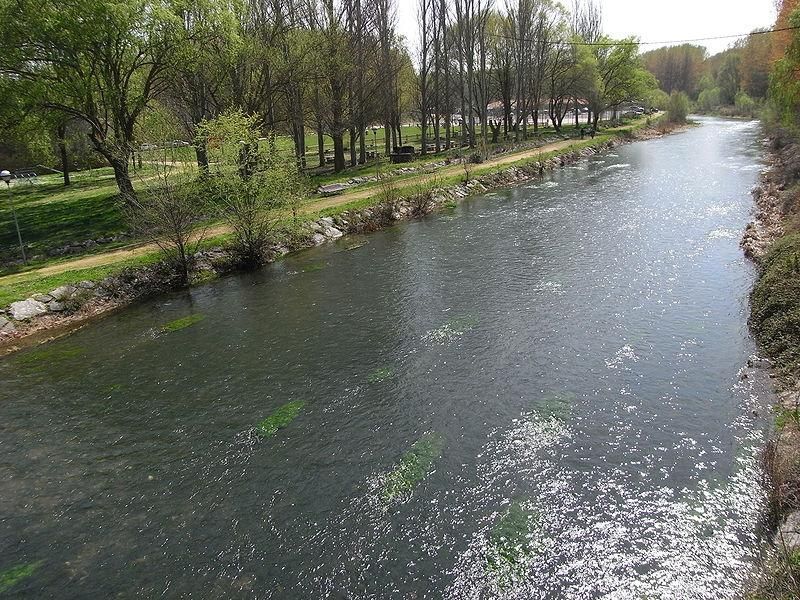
[0,118,773,598]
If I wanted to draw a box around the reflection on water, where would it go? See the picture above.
[0,118,773,598]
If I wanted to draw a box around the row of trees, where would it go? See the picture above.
[770,0,800,130]
[0,0,654,202]
[415,0,653,155]
[641,31,775,112]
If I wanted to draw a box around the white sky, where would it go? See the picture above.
[396,0,777,57]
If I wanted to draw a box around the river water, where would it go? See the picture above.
[0,118,774,599]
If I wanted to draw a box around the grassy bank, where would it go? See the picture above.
[748,130,800,599]
[0,116,658,313]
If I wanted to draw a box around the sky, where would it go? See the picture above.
[396,0,777,57]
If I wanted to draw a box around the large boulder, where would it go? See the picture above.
[50,285,77,301]
[311,233,326,246]
[323,226,343,239]
[10,298,48,320]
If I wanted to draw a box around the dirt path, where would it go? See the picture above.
[0,137,579,285]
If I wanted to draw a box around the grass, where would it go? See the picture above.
[160,313,205,333]
[382,432,444,502]
[0,170,126,263]
[16,344,84,365]
[299,262,327,273]
[0,561,41,594]
[0,251,162,307]
[750,233,800,384]
[257,400,305,437]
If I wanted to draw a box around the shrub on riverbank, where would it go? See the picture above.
[666,91,690,124]
[751,233,800,383]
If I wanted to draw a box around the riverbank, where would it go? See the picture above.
[744,127,800,598]
[0,119,680,356]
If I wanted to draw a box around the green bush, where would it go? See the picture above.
[750,233,800,382]
[697,87,721,113]
[734,91,759,118]
[666,91,690,124]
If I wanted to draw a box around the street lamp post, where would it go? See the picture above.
[0,170,26,265]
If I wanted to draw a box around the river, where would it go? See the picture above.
[0,117,774,599]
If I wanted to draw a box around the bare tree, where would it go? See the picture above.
[417,0,434,155]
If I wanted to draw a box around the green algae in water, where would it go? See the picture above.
[0,561,41,594]
[15,345,84,368]
[446,314,479,333]
[383,432,444,502]
[534,391,577,421]
[257,400,305,437]
[339,237,368,251]
[367,366,394,384]
[160,314,205,333]
[486,501,542,586]
[301,262,327,273]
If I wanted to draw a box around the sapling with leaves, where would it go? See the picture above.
[197,110,308,268]
[127,162,207,285]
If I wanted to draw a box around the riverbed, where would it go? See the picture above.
[0,117,773,598]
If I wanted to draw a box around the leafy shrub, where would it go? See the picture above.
[750,233,800,383]
[697,87,722,113]
[666,91,690,124]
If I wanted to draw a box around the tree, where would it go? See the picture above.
[167,0,238,173]
[769,7,800,129]
[127,166,206,284]
[716,51,741,106]
[696,87,721,112]
[666,90,690,124]
[0,0,193,203]
[739,31,773,99]
[641,45,707,98]
[198,110,306,268]
[588,38,655,131]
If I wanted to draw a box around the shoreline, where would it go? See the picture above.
[743,129,800,596]
[0,121,682,357]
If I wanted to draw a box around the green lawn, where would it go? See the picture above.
[0,170,126,264]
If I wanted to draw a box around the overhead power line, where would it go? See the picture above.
[489,24,800,48]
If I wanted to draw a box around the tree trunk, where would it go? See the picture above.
[108,154,136,203]
[57,123,71,186]
[349,127,357,167]
[195,142,210,174]
[332,132,346,172]
[317,124,325,168]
